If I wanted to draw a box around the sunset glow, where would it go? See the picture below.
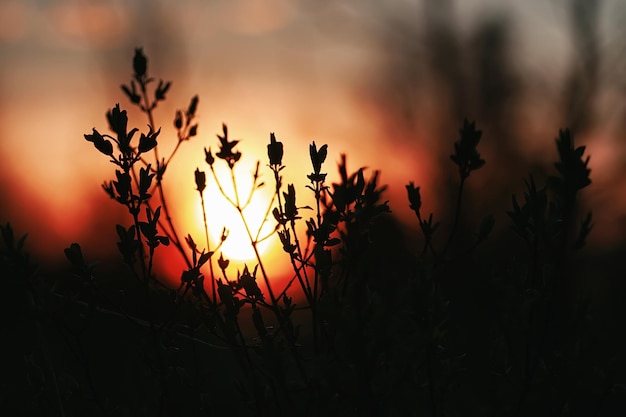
[4,2,626,415]
[190,161,277,263]
[2,0,626,268]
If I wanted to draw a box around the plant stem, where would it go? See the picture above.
[442,177,466,259]
[273,169,313,306]
[227,166,310,385]
[139,76,191,269]
[311,179,325,354]
[199,191,217,304]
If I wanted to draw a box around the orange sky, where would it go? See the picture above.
[2,0,626,289]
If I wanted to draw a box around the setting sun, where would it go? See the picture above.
[191,159,277,263]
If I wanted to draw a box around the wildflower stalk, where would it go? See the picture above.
[228,166,310,384]
[442,120,485,260]
[273,168,314,305]
[312,180,322,302]
[290,217,313,300]
[208,128,311,386]
[273,166,320,356]
[305,167,325,353]
[127,48,192,269]
[195,168,218,304]
[441,175,466,259]
[229,165,278,305]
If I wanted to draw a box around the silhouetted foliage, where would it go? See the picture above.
[2,48,625,417]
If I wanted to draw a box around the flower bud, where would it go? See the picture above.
[133,48,147,79]
[187,95,199,118]
[155,80,171,101]
[218,253,229,270]
[204,147,214,166]
[195,168,206,193]
[84,128,113,156]
[283,184,298,221]
[267,132,284,166]
[138,127,160,153]
[406,182,421,214]
[174,110,183,129]
[106,104,128,139]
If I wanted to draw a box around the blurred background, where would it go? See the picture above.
[1,0,625,284]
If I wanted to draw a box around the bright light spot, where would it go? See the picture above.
[191,160,277,264]
[162,143,297,292]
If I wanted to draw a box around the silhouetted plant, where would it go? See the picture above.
[5,48,625,417]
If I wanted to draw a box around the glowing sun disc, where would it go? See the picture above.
[194,194,274,262]
[189,161,277,264]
